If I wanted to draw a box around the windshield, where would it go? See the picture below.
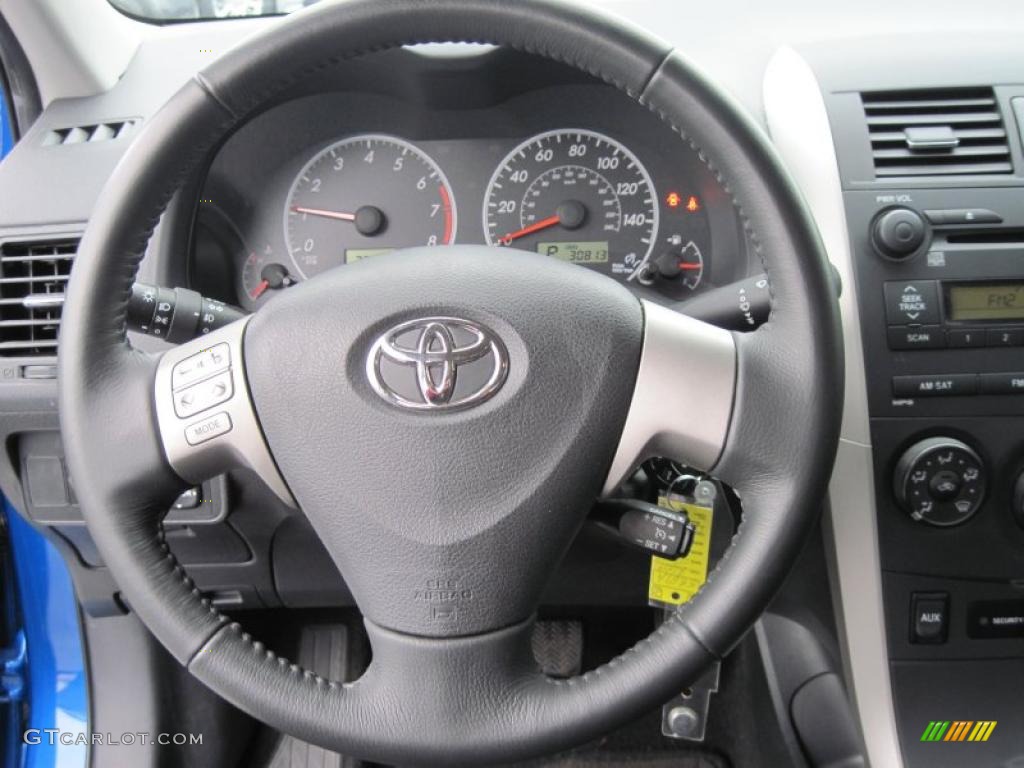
[109,0,320,21]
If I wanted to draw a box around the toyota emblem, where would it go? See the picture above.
[366,317,508,411]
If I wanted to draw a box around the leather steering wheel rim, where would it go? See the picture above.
[58,0,843,764]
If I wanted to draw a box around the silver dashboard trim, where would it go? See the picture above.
[602,299,736,495]
[764,46,902,767]
[154,317,295,508]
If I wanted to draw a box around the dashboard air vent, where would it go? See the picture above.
[862,88,1012,177]
[42,118,138,147]
[0,238,78,356]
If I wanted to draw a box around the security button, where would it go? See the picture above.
[884,281,940,325]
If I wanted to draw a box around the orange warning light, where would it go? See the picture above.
[685,195,701,213]
[666,192,682,208]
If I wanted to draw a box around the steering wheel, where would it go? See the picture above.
[58,0,842,764]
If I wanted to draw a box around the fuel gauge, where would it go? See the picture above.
[634,235,705,296]
[676,240,705,291]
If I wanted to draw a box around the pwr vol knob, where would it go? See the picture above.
[894,437,985,527]
[871,207,928,259]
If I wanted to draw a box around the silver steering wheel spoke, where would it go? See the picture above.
[602,300,737,495]
[153,317,294,507]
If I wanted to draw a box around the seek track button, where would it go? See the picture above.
[884,281,940,325]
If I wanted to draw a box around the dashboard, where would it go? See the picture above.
[3,6,1024,767]
[187,51,749,311]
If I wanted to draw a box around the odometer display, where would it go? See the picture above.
[483,129,657,278]
[284,134,456,279]
[538,241,609,264]
[345,248,393,263]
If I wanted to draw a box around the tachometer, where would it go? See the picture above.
[284,134,456,279]
[483,129,657,279]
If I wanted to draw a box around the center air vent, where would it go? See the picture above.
[862,88,1012,177]
[0,238,78,356]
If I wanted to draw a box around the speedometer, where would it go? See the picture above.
[284,134,456,280]
[483,129,657,279]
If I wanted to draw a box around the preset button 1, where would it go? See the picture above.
[947,328,986,348]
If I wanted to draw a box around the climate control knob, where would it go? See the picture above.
[871,207,927,259]
[894,437,985,527]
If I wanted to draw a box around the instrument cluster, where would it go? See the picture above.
[191,80,750,311]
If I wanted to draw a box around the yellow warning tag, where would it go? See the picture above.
[648,497,713,607]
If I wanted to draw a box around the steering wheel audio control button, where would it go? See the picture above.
[173,369,234,418]
[184,412,233,446]
[155,317,294,507]
[171,342,231,389]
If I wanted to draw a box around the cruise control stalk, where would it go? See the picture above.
[127,282,245,343]
[592,498,696,560]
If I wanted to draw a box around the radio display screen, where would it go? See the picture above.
[948,282,1024,322]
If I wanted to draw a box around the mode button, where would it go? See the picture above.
[184,411,232,446]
